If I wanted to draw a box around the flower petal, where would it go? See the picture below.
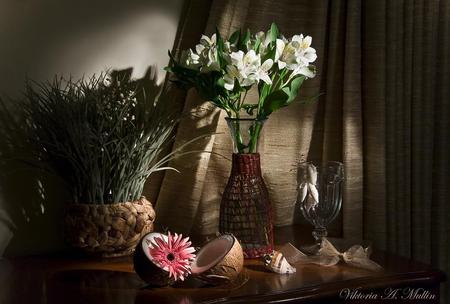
[261,59,274,72]
[259,73,272,85]
[278,61,287,69]
[275,39,285,62]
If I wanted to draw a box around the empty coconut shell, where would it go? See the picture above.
[190,234,244,285]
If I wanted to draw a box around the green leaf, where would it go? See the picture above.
[258,82,271,103]
[254,36,261,53]
[261,88,290,117]
[216,78,225,88]
[263,44,276,61]
[269,23,279,43]
[298,92,324,105]
[260,75,312,117]
[286,75,305,104]
[215,27,225,68]
[229,29,240,45]
[240,29,251,50]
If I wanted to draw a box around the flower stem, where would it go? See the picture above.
[248,120,262,153]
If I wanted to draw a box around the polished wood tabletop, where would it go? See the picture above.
[0,225,446,304]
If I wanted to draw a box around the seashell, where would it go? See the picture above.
[307,163,318,185]
[308,183,319,205]
[263,251,296,274]
[298,182,308,203]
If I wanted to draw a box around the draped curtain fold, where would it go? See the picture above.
[150,0,449,300]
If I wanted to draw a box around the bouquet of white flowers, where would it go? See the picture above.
[166,23,317,120]
[166,24,318,253]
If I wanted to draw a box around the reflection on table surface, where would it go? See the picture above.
[0,225,444,304]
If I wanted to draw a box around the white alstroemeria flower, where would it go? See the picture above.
[201,47,220,72]
[241,50,260,72]
[180,49,201,69]
[195,43,205,55]
[200,34,217,47]
[277,41,298,70]
[276,34,317,78]
[230,50,244,67]
[223,50,273,90]
[223,65,239,90]
[292,35,317,66]
[292,34,317,66]
[232,50,259,83]
[254,31,272,54]
[254,59,274,85]
[187,33,222,73]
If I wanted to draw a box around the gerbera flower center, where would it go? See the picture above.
[167,252,175,261]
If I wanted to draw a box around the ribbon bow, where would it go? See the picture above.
[279,239,383,272]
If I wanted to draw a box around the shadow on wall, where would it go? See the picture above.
[0,100,70,256]
[0,0,183,256]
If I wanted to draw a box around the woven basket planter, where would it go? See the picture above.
[64,197,155,257]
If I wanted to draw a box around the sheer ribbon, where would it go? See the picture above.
[279,239,382,272]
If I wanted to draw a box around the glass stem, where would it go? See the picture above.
[312,226,327,246]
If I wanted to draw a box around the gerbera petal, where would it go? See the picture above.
[154,236,166,249]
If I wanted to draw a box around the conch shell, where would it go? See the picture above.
[298,163,319,212]
[263,251,296,274]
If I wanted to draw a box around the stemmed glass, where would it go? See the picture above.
[297,161,344,250]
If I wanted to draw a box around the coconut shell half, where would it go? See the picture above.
[190,234,244,285]
[133,232,174,287]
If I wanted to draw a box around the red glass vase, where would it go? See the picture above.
[219,118,274,258]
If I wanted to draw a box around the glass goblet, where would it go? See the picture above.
[297,161,344,247]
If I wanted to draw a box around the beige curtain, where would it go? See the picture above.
[150,0,449,299]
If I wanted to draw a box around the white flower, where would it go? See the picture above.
[276,34,317,78]
[253,31,272,54]
[291,34,317,65]
[202,46,220,72]
[223,65,239,90]
[223,50,273,91]
[181,34,221,72]
[180,49,201,69]
[200,34,217,47]
[254,58,273,85]
[277,41,298,69]
[275,39,286,66]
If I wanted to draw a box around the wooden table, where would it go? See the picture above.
[0,225,446,303]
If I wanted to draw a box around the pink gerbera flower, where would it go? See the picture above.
[149,232,196,281]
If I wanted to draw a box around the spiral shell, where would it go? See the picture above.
[263,251,296,274]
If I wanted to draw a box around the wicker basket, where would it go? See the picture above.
[64,197,155,257]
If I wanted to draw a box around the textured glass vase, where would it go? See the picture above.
[219,118,274,258]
